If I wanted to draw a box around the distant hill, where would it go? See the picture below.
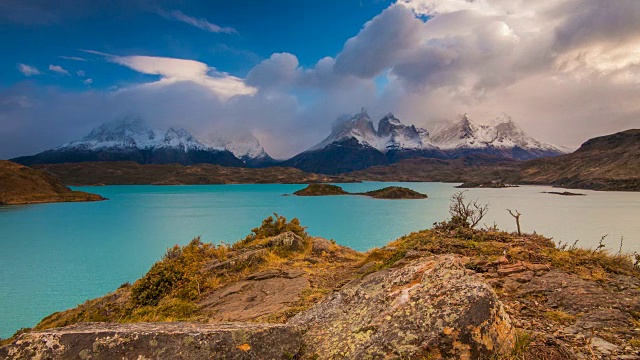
[348,155,519,183]
[517,129,640,191]
[0,161,104,205]
[33,161,357,186]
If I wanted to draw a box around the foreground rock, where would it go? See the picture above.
[2,256,516,360]
[291,255,514,358]
[0,322,301,360]
[0,161,105,205]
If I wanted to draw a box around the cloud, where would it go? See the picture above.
[59,56,87,61]
[246,53,300,89]
[83,50,256,100]
[2,0,640,160]
[48,64,70,75]
[83,78,93,85]
[157,9,237,34]
[76,70,85,77]
[333,5,424,78]
[17,63,40,76]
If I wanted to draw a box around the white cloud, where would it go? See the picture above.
[157,9,237,34]
[3,0,640,159]
[17,63,40,76]
[82,50,256,100]
[83,78,93,85]
[59,56,87,61]
[109,54,256,100]
[48,64,69,75]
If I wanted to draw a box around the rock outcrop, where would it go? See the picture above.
[0,322,301,360]
[199,269,309,322]
[291,255,515,359]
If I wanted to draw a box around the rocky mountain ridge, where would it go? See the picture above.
[284,109,565,174]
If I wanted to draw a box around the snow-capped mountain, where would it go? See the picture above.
[205,132,275,167]
[430,114,566,160]
[284,109,566,174]
[57,117,217,153]
[12,117,271,167]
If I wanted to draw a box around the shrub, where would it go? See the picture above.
[235,213,308,249]
[433,191,489,231]
[130,237,215,306]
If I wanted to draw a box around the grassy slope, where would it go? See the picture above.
[0,161,104,205]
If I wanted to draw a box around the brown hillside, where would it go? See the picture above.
[35,161,357,186]
[518,129,640,191]
[0,161,104,205]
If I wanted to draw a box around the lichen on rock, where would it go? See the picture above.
[290,254,515,359]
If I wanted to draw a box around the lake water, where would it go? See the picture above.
[1,182,639,338]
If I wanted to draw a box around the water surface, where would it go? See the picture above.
[1,182,639,338]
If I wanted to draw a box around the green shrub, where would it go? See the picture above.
[235,213,308,249]
[131,237,214,306]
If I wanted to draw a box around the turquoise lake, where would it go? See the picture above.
[1,182,640,338]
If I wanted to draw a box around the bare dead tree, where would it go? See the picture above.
[507,209,522,235]
[449,191,489,229]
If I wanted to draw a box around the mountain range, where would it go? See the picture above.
[12,117,274,167]
[283,109,566,174]
[11,110,565,173]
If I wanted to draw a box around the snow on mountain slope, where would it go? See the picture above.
[57,117,278,165]
[430,114,565,153]
[309,109,437,153]
[57,117,219,152]
[305,110,566,160]
[377,113,437,151]
[205,132,271,163]
[310,108,382,151]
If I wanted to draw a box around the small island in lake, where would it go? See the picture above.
[293,184,427,199]
[0,161,105,205]
[293,183,349,196]
[543,191,586,196]
[457,180,518,189]
[358,186,428,199]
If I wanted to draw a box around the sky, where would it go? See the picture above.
[1,0,639,159]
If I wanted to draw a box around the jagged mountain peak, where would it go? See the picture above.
[82,116,154,143]
[311,110,434,153]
